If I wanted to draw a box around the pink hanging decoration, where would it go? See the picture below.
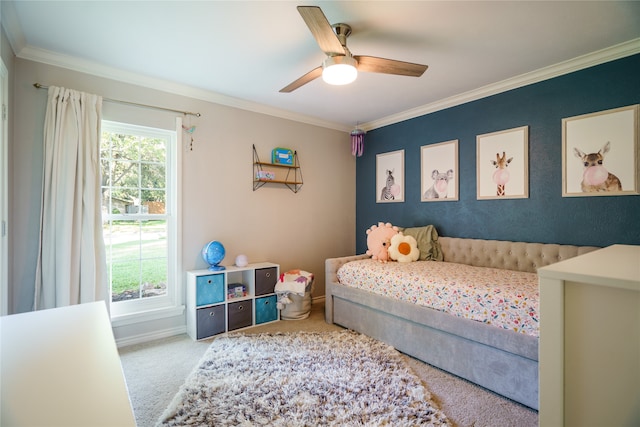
[350,128,365,157]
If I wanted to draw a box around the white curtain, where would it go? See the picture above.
[34,86,108,310]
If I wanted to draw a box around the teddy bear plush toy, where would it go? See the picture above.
[365,222,399,262]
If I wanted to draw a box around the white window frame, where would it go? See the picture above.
[101,119,183,323]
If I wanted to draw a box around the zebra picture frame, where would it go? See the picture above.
[476,126,529,200]
[376,149,404,203]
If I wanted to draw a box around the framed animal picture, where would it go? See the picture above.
[562,104,639,197]
[421,140,458,202]
[476,126,529,200]
[376,150,404,203]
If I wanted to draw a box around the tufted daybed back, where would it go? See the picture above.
[438,237,599,273]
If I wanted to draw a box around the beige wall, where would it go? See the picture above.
[9,59,356,333]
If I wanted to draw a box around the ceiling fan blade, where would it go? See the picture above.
[354,56,428,77]
[297,6,345,56]
[279,66,323,93]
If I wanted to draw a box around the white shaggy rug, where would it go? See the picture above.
[157,330,450,426]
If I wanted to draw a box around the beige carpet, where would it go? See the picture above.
[119,302,538,427]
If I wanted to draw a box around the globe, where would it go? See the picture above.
[202,241,226,271]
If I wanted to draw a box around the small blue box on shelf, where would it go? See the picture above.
[272,147,293,165]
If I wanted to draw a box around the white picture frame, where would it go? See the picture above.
[476,126,529,200]
[421,140,459,202]
[562,104,639,197]
[376,150,404,203]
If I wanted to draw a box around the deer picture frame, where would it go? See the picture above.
[476,126,529,200]
[376,149,404,203]
[562,104,639,197]
[421,140,459,202]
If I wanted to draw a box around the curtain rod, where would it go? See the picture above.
[33,83,201,118]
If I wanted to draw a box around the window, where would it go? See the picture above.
[101,120,180,318]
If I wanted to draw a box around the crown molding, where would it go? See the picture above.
[12,28,639,134]
[363,37,640,131]
[16,45,351,133]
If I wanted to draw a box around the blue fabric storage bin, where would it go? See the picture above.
[196,274,225,306]
[255,295,278,324]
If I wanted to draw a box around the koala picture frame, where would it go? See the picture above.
[376,149,404,203]
[421,140,459,202]
[476,126,529,200]
[562,104,639,197]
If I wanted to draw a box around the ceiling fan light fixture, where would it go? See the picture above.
[322,56,358,85]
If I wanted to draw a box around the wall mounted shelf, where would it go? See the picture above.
[253,144,303,193]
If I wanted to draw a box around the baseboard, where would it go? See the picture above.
[115,325,186,348]
[116,296,325,348]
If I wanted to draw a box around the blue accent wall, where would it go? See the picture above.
[356,54,640,253]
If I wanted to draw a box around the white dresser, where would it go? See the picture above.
[538,245,640,427]
[1,301,136,427]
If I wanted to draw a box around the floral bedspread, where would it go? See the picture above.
[337,259,540,337]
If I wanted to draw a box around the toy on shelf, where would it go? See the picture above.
[227,283,247,299]
[255,170,275,181]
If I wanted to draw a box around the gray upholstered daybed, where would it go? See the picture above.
[325,235,598,409]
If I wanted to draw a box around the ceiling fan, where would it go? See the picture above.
[280,6,428,93]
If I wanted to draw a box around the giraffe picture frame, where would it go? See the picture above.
[476,126,529,200]
[421,140,459,202]
[376,149,404,203]
[562,104,639,197]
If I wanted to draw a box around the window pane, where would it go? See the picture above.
[111,188,141,214]
[141,190,166,209]
[107,219,138,300]
[113,160,139,188]
[109,220,140,253]
[108,133,140,161]
[140,221,166,258]
[141,258,167,298]
[140,163,165,189]
[100,143,110,161]
[139,137,166,163]
[108,220,142,302]
[103,222,114,260]
[100,157,110,178]
[110,260,140,302]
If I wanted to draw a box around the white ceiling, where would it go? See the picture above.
[3,1,640,131]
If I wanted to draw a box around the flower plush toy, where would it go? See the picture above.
[388,233,420,263]
[365,222,399,262]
